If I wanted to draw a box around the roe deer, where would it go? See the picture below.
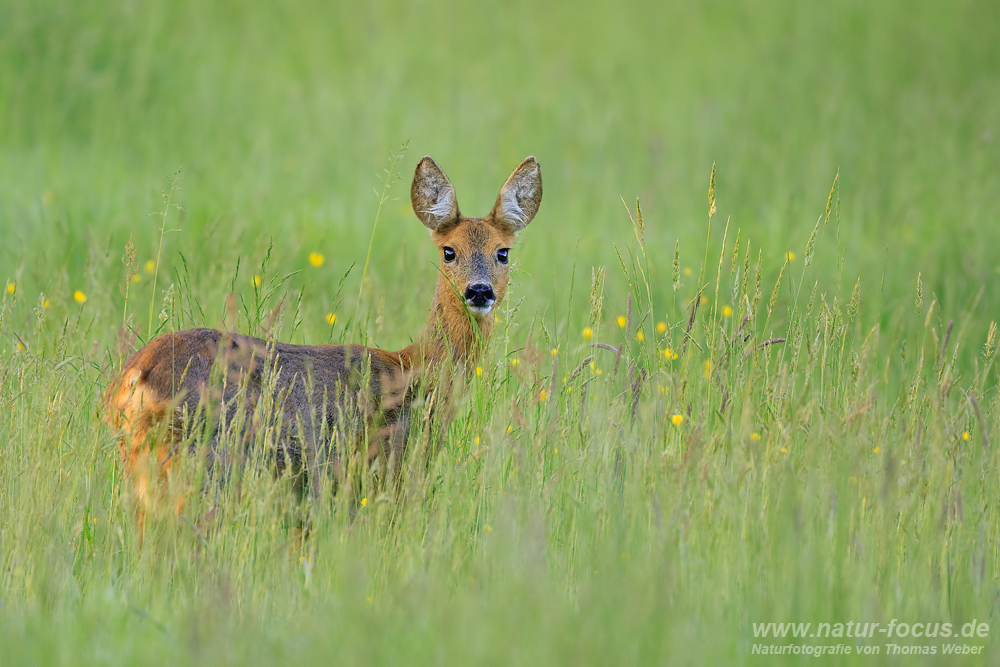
[104,155,542,536]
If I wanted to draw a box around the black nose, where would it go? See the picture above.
[464,283,495,307]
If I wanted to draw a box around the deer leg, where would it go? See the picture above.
[118,426,179,545]
[367,409,410,498]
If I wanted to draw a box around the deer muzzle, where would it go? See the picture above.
[464,283,496,314]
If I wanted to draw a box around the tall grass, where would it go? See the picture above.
[2,165,998,663]
[1,0,999,664]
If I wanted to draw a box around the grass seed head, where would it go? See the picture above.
[848,277,861,321]
[730,228,741,276]
[672,240,680,293]
[589,266,605,327]
[707,162,717,219]
[804,216,820,267]
[824,170,839,226]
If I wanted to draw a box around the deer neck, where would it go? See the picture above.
[399,275,494,372]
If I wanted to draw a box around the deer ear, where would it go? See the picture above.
[491,156,542,233]
[411,156,459,231]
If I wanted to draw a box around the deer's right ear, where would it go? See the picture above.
[411,156,460,231]
[490,156,542,234]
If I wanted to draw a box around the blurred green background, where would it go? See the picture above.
[2,0,998,348]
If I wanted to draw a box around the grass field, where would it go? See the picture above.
[2,0,1000,664]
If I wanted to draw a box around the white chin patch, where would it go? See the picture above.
[467,302,494,316]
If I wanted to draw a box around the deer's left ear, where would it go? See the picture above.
[490,157,542,233]
[412,156,460,231]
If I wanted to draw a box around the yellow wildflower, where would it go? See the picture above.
[131,274,141,283]
[780,447,788,454]
[5,282,14,295]
[722,305,733,317]
[873,446,880,453]
[750,432,761,441]
[325,312,336,325]
[539,390,548,402]
[671,414,683,425]
[617,315,626,328]
[550,347,558,355]
[309,251,325,267]
[582,327,593,340]
[251,275,262,288]
[656,321,667,334]
[485,525,493,533]
[510,358,519,367]
[635,331,644,341]
[73,290,87,303]
[361,497,367,508]
[144,260,155,274]
[786,251,796,262]
[476,366,483,377]
[682,267,693,276]
[962,431,970,441]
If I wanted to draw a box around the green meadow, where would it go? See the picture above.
[2,0,1000,663]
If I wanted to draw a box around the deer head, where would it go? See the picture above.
[411,156,542,319]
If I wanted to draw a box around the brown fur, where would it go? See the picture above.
[104,156,542,538]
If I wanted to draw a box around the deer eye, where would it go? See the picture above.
[442,247,456,263]
[496,248,509,264]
